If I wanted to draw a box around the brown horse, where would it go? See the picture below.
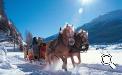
[69,29,89,67]
[46,24,75,71]
[46,25,89,71]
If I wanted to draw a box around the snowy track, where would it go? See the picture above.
[0,43,122,75]
[1,51,122,75]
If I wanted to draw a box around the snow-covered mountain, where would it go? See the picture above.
[44,34,58,43]
[77,9,122,44]
[45,9,122,44]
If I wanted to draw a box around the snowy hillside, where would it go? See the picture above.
[77,9,122,44]
[0,41,122,75]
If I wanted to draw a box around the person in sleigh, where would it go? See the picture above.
[39,43,46,60]
[27,48,34,63]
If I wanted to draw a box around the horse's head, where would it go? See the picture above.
[78,29,88,40]
[60,24,75,46]
[76,29,89,51]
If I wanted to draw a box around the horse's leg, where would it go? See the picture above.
[49,53,53,64]
[77,52,81,64]
[71,54,75,68]
[46,53,51,65]
[61,56,67,71]
[63,57,67,71]
[72,52,81,66]
[61,56,65,69]
[65,57,67,71]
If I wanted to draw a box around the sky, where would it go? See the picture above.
[4,0,122,39]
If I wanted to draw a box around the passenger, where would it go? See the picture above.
[32,37,39,60]
[38,37,43,47]
[37,37,43,58]
[40,43,46,60]
[28,48,34,63]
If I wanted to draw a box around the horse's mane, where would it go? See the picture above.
[78,29,88,38]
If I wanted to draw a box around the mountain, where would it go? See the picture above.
[77,9,122,44]
[45,9,122,44]
[44,34,58,43]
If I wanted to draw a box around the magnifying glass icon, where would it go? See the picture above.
[101,53,116,69]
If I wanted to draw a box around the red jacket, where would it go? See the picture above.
[40,46,46,59]
[41,46,46,52]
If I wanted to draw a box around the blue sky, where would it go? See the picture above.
[4,0,122,38]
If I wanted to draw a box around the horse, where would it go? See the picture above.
[69,29,89,67]
[46,25,89,71]
[46,24,75,71]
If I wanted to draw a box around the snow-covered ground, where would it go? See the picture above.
[0,42,122,75]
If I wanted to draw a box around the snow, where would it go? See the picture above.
[0,42,122,75]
